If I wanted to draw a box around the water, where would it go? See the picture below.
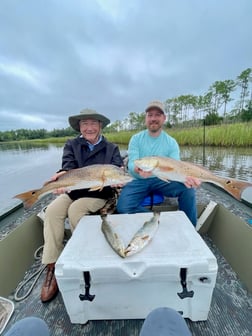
[0,143,251,214]
[181,146,252,182]
[0,143,63,215]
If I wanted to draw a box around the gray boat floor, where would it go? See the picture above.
[2,184,252,335]
[3,234,252,336]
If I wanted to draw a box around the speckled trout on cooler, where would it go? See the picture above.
[134,156,252,201]
[14,164,133,209]
[101,215,126,258]
[125,212,160,257]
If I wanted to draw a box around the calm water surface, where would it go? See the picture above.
[0,143,251,214]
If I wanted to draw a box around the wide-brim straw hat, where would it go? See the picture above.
[145,100,165,114]
[69,108,110,132]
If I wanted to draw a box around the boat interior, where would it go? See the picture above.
[0,185,252,335]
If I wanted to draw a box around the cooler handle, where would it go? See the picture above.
[177,268,194,299]
[79,271,96,302]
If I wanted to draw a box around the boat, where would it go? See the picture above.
[0,183,252,335]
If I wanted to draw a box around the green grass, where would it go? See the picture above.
[105,131,135,144]
[167,122,252,147]
[105,122,252,147]
[0,137,69,145]
[1,122,251,147]
[29,137,69,144]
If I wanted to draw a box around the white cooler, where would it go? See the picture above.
[55,211,218,323]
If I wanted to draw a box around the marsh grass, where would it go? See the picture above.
[105,122,252,147]
[3,122,251,147]
[105,131,134,144]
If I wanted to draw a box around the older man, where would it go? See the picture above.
[117,100,200,225]
[41,108,123,303]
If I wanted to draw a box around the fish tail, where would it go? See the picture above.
[220,179,252,201]
[13,189,40,209]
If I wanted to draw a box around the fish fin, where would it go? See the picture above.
[220,179,252,201]
[13,189,40,209]
[141,235,150,241]
[157,164,174,171]
[88,170,106,192]
[160,167,174,172]
[42,179,56,187]
[155,176,170,183]
[89,185,103,191]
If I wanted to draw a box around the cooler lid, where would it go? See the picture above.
[56,212,217,280]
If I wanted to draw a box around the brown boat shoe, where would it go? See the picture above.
[41,263,59,303]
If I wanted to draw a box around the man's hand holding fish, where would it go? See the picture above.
[184,176,201,188]
[50,171,68,194]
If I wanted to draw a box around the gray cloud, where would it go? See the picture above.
[0,0,251,131]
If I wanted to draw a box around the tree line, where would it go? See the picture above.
[0,68,251,142]
[0,127,77,142]
[106,67,252,132]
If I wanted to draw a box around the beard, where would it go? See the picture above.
[148,122,162,133]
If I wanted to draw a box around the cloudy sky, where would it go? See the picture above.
[0,0,251,131]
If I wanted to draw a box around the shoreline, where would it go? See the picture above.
[0,121,252,147]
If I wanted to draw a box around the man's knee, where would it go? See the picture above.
[140,307,191,336]
[45,195,70,218]
[68,205,86,230]
[181,186,196,200]
[5,317,50,336]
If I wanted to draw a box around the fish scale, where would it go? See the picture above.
[124,212,160,256]
[101,215,126,258]
[14,164,132,209]
[134,156,252,201]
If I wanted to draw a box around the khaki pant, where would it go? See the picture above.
[42,194,106,264]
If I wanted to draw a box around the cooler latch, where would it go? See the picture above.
[177,268,194,299]
[79,271,96,302]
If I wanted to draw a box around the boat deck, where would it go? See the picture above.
[3,234,252,336]
[2,184,252,335]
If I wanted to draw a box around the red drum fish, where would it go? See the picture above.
[14,164,132,209]
[134,156,252,201]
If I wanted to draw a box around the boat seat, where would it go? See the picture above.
[141,191,165,208]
